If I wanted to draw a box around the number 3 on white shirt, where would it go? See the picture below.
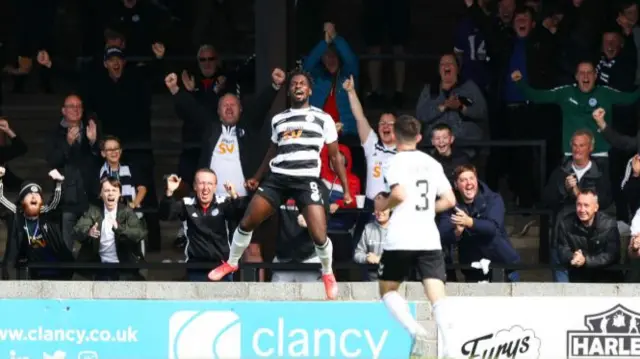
[415,179,429,211]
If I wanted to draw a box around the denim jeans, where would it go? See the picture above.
[550,248,569,283]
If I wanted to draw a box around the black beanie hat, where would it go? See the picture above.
[18,182,42,202]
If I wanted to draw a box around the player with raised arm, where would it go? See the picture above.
[375,115,458,358]
[208,69,352,299]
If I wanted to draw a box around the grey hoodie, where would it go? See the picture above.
[416,80,487,142]
[354,221,387,280]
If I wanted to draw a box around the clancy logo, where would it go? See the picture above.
[461,326,541,359]
[168,310,392,358]
[168,311,241,359]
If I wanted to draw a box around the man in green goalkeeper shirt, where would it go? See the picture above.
[511,61,640,160]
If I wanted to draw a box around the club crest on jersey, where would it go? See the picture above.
[305,114,315,122]
[588,98,597,107]
[211,209,219,216]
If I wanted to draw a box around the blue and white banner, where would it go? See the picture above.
[0,300,413,359]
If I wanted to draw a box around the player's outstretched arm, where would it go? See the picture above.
[435,188,456,214]
[326,141,352,204]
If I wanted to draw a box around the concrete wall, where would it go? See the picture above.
[3,282,639,358]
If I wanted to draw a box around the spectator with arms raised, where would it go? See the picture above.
[303,22,359,137]
[0,168,70,280]
[343,75,396,208]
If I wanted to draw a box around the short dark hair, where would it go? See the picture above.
[104,28,125,43]
[100,135,121,150]
[432,123,453,134]
[287,68,314,88]
[514,5,535,18]
[375,191,390,199]
[194,168,217,182]
[576,60,596,71]
[454,164,477,181]
[578,188,598,197]
[63,92,83,104]
[440,52,460,68]
[393,115,422,143]
[100,176,122,191]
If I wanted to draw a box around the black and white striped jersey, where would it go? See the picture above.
[269,106,338,178]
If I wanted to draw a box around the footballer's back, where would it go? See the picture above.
[383,150,452,251]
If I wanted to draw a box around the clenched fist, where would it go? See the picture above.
[511,70,522,82]
[324,22,337,43]
[166,174,182,196]
[37,50,52,68]
[592,107,606,129]
[165,73,179,95]
[152,42,166,59]
[272,68,286,88]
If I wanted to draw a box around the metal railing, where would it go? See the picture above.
[18,260,639,283]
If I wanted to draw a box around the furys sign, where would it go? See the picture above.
[459,326,541,359]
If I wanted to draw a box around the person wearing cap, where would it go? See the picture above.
[0,168,74,280]
[37,42,168,252]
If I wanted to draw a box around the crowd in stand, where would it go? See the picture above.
[0,0,640,283]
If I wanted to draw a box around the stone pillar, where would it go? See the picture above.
[255,0,288,111]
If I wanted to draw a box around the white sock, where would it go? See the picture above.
[228,228,253,267]
[314,238,333,275]
[433,298,455,357]
[382,291,425,337]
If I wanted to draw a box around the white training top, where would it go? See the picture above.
[383,150,452,251]
[363,131,396,200]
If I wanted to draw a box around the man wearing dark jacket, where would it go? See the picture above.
[159,169,246,282]
[38,44,168,252]
[0,169,73,280]
[543,129,613,216]
[74,177,146,280]
[174,45,254,187]
[46,94,101,248]
[165,68,285,189]
[438,164,520,282]
[556,189,621,283]
[164,68,284,258]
